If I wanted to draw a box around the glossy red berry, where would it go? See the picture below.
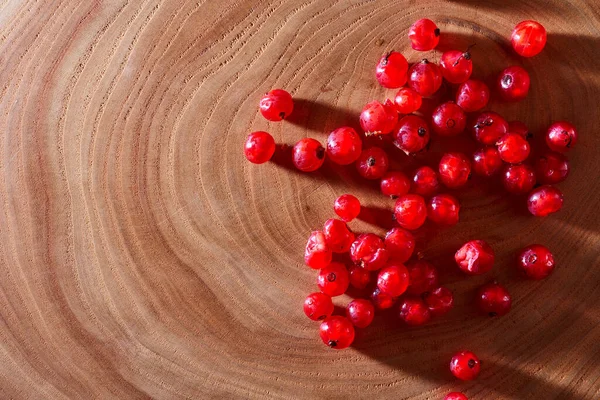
[360,100,398,136]
[317,262,350,296]
[497,66,530,102]
[476,281,512,317]
[394,194,427,230]
[509,120,532,139]
[394,87,422,114]
[350,233,389,271]
[545,121,578,152]
[439,152,471,188]
[292,138,325,172]
[412,166,440,197]
[408,60,443,97]
[456,79,490,112]
[356,147,389,180]
[472,147,503,177]
[511,20,547,57]
[502,164,536,194]
[303,292,334,321]
[305,231,332,269]
[455,239,495,275]
[371,287,397,310]
[399,297,431,326]
[393,115,431,155]
[535,152,569,184]
[383,230,414,266]
[471,111,508,145]
[423,286,454,316]
[431,101,467,136]
[408,19,440,51]
[319,316,355,349]
[326,127,363,165]
[377,263,410,297]
[497,133,530,164]
[376,51,409,89]
[349,266,371,289]
[444,392,468,400]
[518,244,555,280]
[334,194,361,222]
[427,194,460,225]
[440,49,473,84]
[380,171,410,198]
[450,351,481,381]
[259,89,293,121]
[406,260,438,295]
[244,131,276,164]
[527,185,564,217]
[346,299,375,328]
[323,219,355,253]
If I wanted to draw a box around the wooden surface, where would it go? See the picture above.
[0,0,599,399]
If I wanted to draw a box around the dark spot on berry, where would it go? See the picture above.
[502,75,513,86]
[326,272,337,282]
[391,213,396,221]
[418,127,427,137]
[468,359,476,368]
[489,312,498,317]
[367,156,376,167]
[527,254,537,264]
[464,51,471,60]
[316,146,325,159]
[434,28,440,37]
[421,58,429,64]
[484,118,494,126]
[328,340,338,348]
[318,315,326,320]
[446,119,456,128]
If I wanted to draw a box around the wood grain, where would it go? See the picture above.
[0,0,599,398]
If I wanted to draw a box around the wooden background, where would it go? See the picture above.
[0,0,599,398]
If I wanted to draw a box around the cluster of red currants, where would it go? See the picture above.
[244,18,573,399]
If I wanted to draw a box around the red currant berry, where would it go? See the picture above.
[427,194,460,225]
[527,185,564,217]
[356,147,389,180]
[349,265,371,289]
[346,299,375,328]
[518,244,555,280]
[456,79,490,112]
[511,20,547,57]
[326,127,363,165]
[380,171,410,198]
[535,152,569,184]
[317,262,350,297]
[508,120,532,138]
[439,152,471,188]
[408,19,440,51]
[303,292,334,321]
[323,219,355,253]
[334,194,361,222]
[408,60,443,97]
[371,287,396,310]
[360,100,398,136]
[423,286,454,316]
[445,392,468,400]
[376,51,409,89]
[292,138,325,172]
[497,66,530,102]
[394,194,428,230]
[394,87,422,114]
[350,233,389,271]
[497,133,530,164]
[472,147,503,177]
[398,296,431,326]
[431,101,467,136]
[319,316,355,349]
[406,260,438,295]
[502,164,536,195]
[377,263,410,297]
[384,227,416,263]
[471,111,508,145]
[545,121,578,152]
[476,281,512,317]
[259,89,293,121]
[450,351,481,381]
[244,131,276,164]
[305,231,332,269]
[440,49,473,84]
[455,239,495,275]
[393,115,431,155]
[412,166,440,197]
